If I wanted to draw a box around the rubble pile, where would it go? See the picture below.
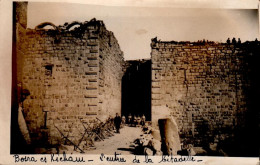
[132,125,162,155]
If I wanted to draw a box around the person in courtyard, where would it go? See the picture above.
[133,115,137,127]
[114,113,122,133]
[128,113,132,126]
[137,115,141,126]
[141,114,146,126]
[121,115,126,126]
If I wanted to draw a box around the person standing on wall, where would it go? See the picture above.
[114,113,122,133]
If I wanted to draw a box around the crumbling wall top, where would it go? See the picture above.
[27,18,106,35]
[151,37,260,49]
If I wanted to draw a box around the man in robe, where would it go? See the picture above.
[114,113,121,133]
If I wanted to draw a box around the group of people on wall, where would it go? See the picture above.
[113,113,146,134]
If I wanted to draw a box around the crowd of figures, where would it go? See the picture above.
[125,114,146,127]
[113,113,147,134]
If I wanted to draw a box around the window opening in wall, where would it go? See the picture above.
[44,64,53,76]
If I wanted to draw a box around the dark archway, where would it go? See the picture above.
[121,60,151,121]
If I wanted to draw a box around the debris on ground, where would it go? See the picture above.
[132,125,162,155]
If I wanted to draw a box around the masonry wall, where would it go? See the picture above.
[99,29,124,119]
[17,19,124,145]
[151,39,259,148]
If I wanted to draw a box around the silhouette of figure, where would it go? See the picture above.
[128,113,132,125]
[227,38,230,44]
[238,38,241,44]
[232,37,236,44]
[114,113,121,133]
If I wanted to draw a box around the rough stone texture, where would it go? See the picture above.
[99,29,124,119]
[15,2,28,85]
[16,19,124,145]
[12,2,31,154]
[18,106,31,144]
[158,118,181,155]
[151,38,260,147]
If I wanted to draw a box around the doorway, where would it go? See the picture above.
[121,60,151,121]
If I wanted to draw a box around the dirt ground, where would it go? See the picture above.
[84,126,143,155]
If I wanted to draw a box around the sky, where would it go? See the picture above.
[27,2,259,60]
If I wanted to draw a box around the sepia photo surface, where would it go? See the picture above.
[1,0,259,164]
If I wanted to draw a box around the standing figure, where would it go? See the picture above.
[238,38,241,44]
[232,37,236,44]
[226,38,230,44]
[141,114,146,126]
[128,113,132,125]
[121,115,126,126]
[137,115,141,126]
[114,113,121,133]
[133,115,137,127]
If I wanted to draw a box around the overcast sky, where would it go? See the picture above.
[27,2,259,60]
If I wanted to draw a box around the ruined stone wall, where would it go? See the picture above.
[99,29,124,119]
[18,19,124,145]
[151,39,259,146]
[15,2,28,86]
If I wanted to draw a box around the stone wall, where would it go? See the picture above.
[99,29,124,119]
[17,19,124,145]
[151,38,260,147]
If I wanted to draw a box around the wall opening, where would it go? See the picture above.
[44,64,53,76]
[121,60,151,121]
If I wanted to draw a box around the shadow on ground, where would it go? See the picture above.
[117,146,144,155]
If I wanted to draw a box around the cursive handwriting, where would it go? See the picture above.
[159,154,199,163]
[144,155,154,163]
[13,155,37,163]
[51,152,85,162]
[13,152,203,164]
[100,152,126,162]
